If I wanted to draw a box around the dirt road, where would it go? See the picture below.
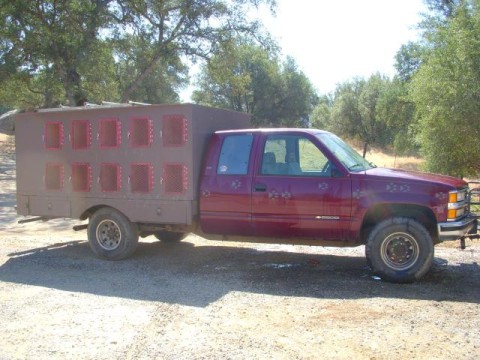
[1,135,479,359]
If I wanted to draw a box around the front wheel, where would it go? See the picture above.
[87,207,139,260]
[365,217,434,283]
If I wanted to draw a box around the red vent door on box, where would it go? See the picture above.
[130,163,153,193]
[130,118,153,147]
[45,163,64,191]
[99,119,121,148]
[45,122,64,149]
[71,163,91,192]
[100,164,121,192]
[163,164,187,194]
[163,115,187,146]
[72,120,91,149]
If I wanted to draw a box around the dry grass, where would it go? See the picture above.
[347,140,424,171]
[346,138,425,171]
[362,147,424,171]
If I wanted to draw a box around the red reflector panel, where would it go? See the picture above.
[72,120,91,149]
[100,163,121,192]
[99,118,121,148]
[164,163,188,194]
[130,118,153,147]
[45,163,64,191]
[45,122,64,149]
[130,163,153,193]
[163,115,187,146]
[71,163,91,192]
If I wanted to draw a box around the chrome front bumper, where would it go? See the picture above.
[438,216,478,241]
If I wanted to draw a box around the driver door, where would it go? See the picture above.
[251,133,352,240]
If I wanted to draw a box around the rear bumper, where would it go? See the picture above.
[438,216,477,241]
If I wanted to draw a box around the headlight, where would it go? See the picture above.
[448,207,465,220]
[447,188,468,221]
[449,191,466,203]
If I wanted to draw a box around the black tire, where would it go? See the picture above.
[365,217,434,283]
[87,207,139,260]
[154,230,186,243]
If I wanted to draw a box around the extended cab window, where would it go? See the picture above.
[261,135,331,176]
[217,134,253,175]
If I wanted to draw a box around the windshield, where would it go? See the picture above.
[316,133,375,172]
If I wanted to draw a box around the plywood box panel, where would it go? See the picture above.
[16,104,250,225]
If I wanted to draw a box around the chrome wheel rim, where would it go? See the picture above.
[96,219,122,250]
[380,232,419,271]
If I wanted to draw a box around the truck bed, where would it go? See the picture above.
[16,103,250,225]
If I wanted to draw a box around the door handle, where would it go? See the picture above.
[254,183,267,192]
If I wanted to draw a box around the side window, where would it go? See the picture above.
[217,134,253,175]
[262,137,287,175]
[298,138,330,175]
[261,134,331,176]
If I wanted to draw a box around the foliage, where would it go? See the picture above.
[0,0,276,108]
[310,73,417,157]
[192,41,317,127]
[322,75,393,152]
[113,34,187,104]
[310,95,333,130]
[394,42,426,82]
[424,0,460,18]
[410,0,480,177]
[0,0,115,107]
[376,78,417,155]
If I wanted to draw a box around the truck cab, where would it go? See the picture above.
[199,128,477,282]
[200,129,354,240]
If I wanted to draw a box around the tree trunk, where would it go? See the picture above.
[121,57,160,103]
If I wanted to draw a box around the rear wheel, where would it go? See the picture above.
[154,230,186,243]
[88,208,139,260]
[365,217,434,283]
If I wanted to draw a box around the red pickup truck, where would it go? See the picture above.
[15,104,478,283]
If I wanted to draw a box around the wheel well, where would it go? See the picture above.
[80,205,120,221]
[360,204,438,244]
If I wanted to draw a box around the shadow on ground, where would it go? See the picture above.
[0,238,478,307]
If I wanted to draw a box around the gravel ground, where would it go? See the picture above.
[1,134,480,360]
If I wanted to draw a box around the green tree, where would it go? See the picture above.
[193,40,277,116]
[330,78,365,141]
[376,78,416,155]
[0,0,276,108]
[329,74,392,156]
[193,41,317,126]
[410,0,480,177]
[425,0,460,18]
[394,42,426,82]
[0,0,116,107]
[115,0,277,102]
[113,34,188,104]
[310,95,333,130]
[277,57,318,127]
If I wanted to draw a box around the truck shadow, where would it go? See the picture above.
[0,238,479,307]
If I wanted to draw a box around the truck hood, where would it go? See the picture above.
[363,167,467,189]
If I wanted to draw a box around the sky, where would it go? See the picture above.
[256,0,427,94]
[182,0,427,100]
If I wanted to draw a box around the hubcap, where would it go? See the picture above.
[96,219,122,250]
[380,232,419,271]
